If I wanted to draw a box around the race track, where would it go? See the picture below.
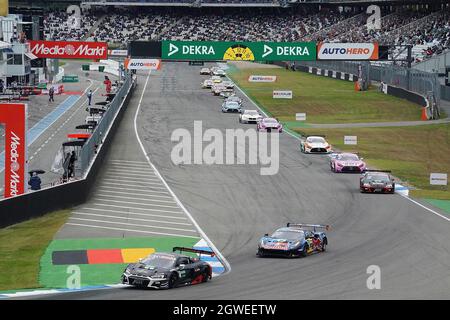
[33,62,450,299]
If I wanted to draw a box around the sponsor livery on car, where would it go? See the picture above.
[121,247,214,289]
[225,95,243,106]
[300,135,332,154]
[211,76,222,83]
[330,152,366,173]
[360,170,395,194]
[239,109,263,123]
[212,68,226,77]
[257,223,329,258]
[257,118,283,133]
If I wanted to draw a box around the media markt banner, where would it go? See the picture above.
[162,41,316,61]
[29,40,108,59]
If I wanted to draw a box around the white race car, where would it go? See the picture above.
[221,80,235,89]
[300,136,332,154]
[239,110,263,124]
[213,69,226,77]
[202,79,213,89]
[200,68,211,75]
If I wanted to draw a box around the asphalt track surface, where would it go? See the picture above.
[32,62,449,299]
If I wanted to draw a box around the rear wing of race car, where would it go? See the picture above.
[172,247,216,258]
[287,223,330,231]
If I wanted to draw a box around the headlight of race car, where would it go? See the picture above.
[259,239,266,247]
[385,184,393,188]
[289,241,301,248]
[124,268,131,275]
[363,183,371,187]
[151,273,167,279]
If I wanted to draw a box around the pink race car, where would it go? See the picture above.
[257,118,283,133]
[330,153,366,173]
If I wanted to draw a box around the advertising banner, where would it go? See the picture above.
[317,43,379,60]
[248,75,277,82]
[344,136,358,145]
[162,41,316,61]
[29,40,108,59]
[108,49,128,57]
[0,103,27,198]
[273,90,293,99]
[430,173,448,186]
[124,58,161,70]
[295,113,306,121]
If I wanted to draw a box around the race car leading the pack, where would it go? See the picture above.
[239,109,263,123]
[257,223,329,258]
[360,170,395,194]
[330,152,366,173]
[121,247,214,289]
[300,135,332,154]
[257,117,283,132]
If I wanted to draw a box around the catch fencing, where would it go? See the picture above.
[79,74,133,175]
[296,60,441,107]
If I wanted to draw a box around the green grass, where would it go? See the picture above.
[297,125,450,200]
[228,68,422,124]
[0,210,71,291]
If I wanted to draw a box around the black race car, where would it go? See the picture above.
[360,170,395,194]
[121,247,214,289]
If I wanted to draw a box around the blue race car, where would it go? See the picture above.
[257,223,329,258]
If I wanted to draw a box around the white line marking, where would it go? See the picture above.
[96,189,172,198]
[72,212,193,225]
[400,194,450,222]
[95,193,176,203]
[134,70,231,275]
[78,207,188,219]
[109,159,148,165]
[98,185,169,195]
[92,197,180,209]
[108,163,155,170]
[101,181,167,190]
[106,168,156,175]
[65,223,200,238]
[103,172,160,180]
[102,177,164,185]
[69,217,197,233]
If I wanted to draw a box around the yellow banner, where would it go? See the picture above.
[0,0,8,17]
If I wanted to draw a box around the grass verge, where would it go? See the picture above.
[228,67,422,124]
[0,210,70,291]
[296,125,450,200]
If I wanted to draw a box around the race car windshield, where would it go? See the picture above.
[340,154,359,161]
[227,102,239,107]
[264,119,278,123]
[141,254,176,268]
[367,174,390,182]
[271,230,304,240]
[245,111,259,115]
[308,137,325,143]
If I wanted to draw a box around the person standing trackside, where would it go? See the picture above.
[49,86,55,102]
[28,172,41,191]
[87,89,93,106]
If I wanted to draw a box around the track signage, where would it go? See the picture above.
[162,41,316,61]
[29,40,108,59]
[317,43,379,60]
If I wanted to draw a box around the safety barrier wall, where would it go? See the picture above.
[441,85,450,101]
[0,75,136,228]
[282,61,431,109]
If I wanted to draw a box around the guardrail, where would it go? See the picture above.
[0,73,136,228]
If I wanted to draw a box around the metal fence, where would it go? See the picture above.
[296,60,441,105]
[79,73,133,175]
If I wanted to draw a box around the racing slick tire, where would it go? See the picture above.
[321,238,328,252]
[168,272,178,289]
[239,118,242,123]
[301,244,309,257]
[202,270,209,283]
[257,248,265,257]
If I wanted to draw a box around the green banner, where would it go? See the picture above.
[162,41,316,62]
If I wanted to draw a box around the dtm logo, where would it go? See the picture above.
[10,131,21,196]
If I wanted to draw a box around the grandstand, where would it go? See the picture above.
[15,0,450,63]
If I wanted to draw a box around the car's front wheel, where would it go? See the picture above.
[168,272,178,289]
[301,244,308,257]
